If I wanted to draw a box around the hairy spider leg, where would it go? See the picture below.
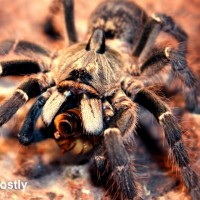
[0,60,42,75]
[91,143,107,176]
[19,88,53,145]
[100,90,140,200]
[44,0,62,40]
[133,89,200,199]
[104,128,139,200]
[133,14,187,64]
[141,47,197,111]
[0,40,52,75]
[91,90,139,199]
[132,14,198,112]
[0,40,51,58]
[137,47,196,89]
[132,46,198,112]
[62,0,77,45]
[0,72,54,126]
[44,0,78,42]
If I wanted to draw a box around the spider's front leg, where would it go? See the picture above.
[19,85,73,146]
[0,72,54,126]
[127,85,200,199]
[18,88,53,145]
[102,91,141,200]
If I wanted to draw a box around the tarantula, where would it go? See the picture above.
[0,0,199,199]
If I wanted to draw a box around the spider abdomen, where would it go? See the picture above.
[88,0,147,49]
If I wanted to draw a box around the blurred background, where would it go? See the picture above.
[0,0,200,199]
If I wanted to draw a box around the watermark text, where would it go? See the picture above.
[0,180,28,191]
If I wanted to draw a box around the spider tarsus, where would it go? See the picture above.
[182,167,200,199]
[94,155,107,172]
[19,134,33,146]
[182,167,199,189]
[19,95,49,146]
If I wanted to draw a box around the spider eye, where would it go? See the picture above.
[105,29,115,39]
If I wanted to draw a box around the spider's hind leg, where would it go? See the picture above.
[133,88,200,199]
[62,0,77,45]
[132,13,199,112]
[133,13,187,64]
[132,46,198,112]
[0,40,51,58]
[0,40,53,75]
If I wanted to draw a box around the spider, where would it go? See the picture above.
[0,0,199,199]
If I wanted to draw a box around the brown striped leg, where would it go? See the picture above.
[0,60,41,76]
[0,40,51,57]
[134,89,200,199]
[104,128,139,200]
[0,72,54,126]
[62,0,78,45]
[133,13,188,65]
[127,46,198,112]
[102,90,140,199]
